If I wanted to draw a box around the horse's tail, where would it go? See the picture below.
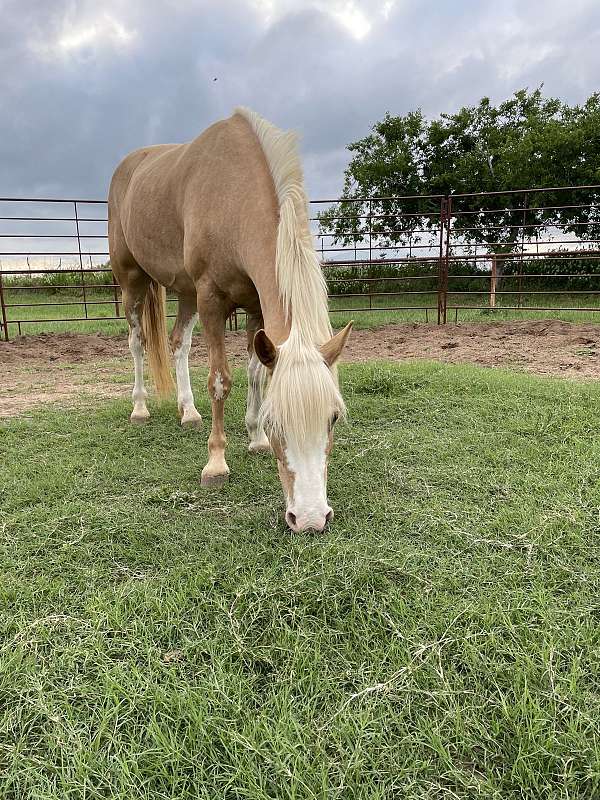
[142,280,174,398]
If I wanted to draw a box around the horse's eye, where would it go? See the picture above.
[329,413,339,431]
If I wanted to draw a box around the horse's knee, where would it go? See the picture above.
[208,368,231,402]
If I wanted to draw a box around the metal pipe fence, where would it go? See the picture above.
[1,185,600,340]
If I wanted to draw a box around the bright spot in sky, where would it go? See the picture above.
[382,0,396,18]
[250,0,384,39]
[58,26,97,51]
[57,15,134,52]
[331,2,372,39]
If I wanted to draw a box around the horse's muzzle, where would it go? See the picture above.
[286,508,333,533]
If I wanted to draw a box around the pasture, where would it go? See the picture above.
[5,288,600,338]
[1,360,598,798]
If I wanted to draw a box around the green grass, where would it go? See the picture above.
[1,362,599,798]
[1,290,130,336]
[4,289,600,337]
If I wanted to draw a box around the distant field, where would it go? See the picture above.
[4,289,600,337]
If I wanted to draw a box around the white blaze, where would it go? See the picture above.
[285,435,330,527]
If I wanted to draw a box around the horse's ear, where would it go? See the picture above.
[320,321,354,367]
[254,329,278,370]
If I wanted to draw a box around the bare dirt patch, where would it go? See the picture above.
[2,320,599,417]
[345,319,600,379]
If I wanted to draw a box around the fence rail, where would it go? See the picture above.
[1,186,600,339]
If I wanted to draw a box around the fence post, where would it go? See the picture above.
[74,201,88,319]
[437,195,450,324]
[437,197,445,325]
[0,270,9,341]
[490,255,497,308]
[111,271,121,318]
[368,199,373,263]
[444,194,452,324]
[517,193,528,309]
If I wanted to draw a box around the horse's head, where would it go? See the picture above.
[254,323,353,532]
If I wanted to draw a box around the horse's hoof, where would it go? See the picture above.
[181,414,202,430]
[248,441,271,454]
[200,472,230,488]
[130,411,150,424]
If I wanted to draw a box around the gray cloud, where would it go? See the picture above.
[1,0,600,201]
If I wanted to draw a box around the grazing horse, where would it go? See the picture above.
[108,108,352,532]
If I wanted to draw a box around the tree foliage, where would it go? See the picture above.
[319,89,600,255]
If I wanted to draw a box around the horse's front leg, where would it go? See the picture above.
[201,392,230,486]
[245,312,270,453]
[197,291,232,487]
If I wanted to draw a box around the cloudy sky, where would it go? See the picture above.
[2,0,600,202]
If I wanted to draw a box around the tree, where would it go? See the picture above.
[319,89,600,259]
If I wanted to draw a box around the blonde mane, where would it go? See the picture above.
[235,106,332,345]
[235,107,345,447]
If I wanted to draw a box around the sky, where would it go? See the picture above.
[2,0,600,202]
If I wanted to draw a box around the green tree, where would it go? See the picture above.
[319,89,600,259]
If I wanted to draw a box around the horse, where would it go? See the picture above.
[108,108,352,532]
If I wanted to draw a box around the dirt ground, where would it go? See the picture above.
[2,320,599,417]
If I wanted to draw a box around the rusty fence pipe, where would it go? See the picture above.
[1,187,600,333]
[490,256,497,309]
[111,272,121,318]
[518,193,528,308]
[437,196,448,325]
[74,201,88,319]
[368,199,373,263]
[443,195,452,324]
[0,270,8,341]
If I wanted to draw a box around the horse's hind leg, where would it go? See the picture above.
[245,311,270,454]
[121,269,151,424]
[110,208,154,424]
[170,295,202,429]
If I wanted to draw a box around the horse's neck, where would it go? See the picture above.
[253,269,291,346]
[263,308,291,346]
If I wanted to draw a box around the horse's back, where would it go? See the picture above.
[109,142,192,284]
[108,114,278,295]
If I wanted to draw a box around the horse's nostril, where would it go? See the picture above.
[286,511,297,529]
[325,509,334,524]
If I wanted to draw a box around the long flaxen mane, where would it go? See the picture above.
[235,107,346,447]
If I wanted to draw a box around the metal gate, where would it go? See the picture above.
[2,186,600,340]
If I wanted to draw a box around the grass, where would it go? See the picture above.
[4,289,600,337]
[1,361,599,798]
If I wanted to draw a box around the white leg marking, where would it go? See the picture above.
[129,312,149,422]
[213,370,225,401]
[245,354,270,452]
[174,313,201,427]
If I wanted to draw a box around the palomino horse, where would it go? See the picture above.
[108,108,352,532]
